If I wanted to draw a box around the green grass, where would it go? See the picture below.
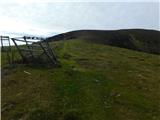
[2,39,160,120]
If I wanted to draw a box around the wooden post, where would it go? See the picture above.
[1,36,4,51]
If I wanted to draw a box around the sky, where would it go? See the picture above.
[0,0,159,37]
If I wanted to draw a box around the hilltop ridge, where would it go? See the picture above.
[47,29,160,54]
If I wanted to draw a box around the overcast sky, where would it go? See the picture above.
[0,1,159,36]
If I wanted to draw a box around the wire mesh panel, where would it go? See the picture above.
[11,36,58,65]
[0,36,11,51]
[0,36,13,64]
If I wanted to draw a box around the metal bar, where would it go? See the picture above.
[1,36,9,38]
[12,39,34,43]
[46,41,58,62]
[14,37,44,40]
[7,37,11,64]
[23,36,34,59]
[8,37,11,51]
[11,38,26,62]
[8,37,13,64]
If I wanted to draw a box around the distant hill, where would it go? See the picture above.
[47,29,160,54]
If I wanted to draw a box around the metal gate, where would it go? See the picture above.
[11,36,58,65]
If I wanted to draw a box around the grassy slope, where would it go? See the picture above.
[2,39,160,120]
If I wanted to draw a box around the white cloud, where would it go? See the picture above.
[0,0,159,3]
[0,2,159,37]
[0,16,69,36]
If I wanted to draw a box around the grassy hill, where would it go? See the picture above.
[2,38,160,120]
[47,29,160,55]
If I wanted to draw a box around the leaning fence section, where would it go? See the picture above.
[11,36,58,65]
[1,35,58,65]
